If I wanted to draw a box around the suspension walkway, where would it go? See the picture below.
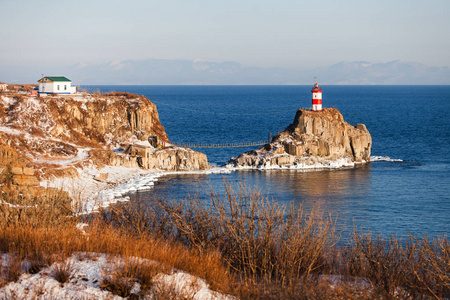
[171,141,268,149]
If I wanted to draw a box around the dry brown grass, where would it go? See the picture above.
[103,91,141,99]
[0,187,73,228]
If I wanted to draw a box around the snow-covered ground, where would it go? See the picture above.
[0,253,233,300]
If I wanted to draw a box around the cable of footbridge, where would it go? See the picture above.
[171,141,268,149]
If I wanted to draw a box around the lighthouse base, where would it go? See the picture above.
[312,104,322,111]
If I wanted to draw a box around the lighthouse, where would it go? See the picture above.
[311,83,322,111]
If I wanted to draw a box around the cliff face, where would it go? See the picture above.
[229,108,371,168]
[0,92,209,177]
[108,148,209,171]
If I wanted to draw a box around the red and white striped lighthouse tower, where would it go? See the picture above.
[311,82,322,111]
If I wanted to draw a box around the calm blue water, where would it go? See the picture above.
[84,85,450,238]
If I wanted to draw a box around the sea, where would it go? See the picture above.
[83,85,450,239]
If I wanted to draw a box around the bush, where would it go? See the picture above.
[51,259,73,284]
[154,180,338,286]
[346,230,450,299]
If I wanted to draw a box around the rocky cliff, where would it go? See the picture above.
[228,108,371,168]
[0,91,209,180]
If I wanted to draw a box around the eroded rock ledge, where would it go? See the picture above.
[228,108,372,168]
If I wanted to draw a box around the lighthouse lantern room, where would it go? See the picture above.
[311,83,322,111]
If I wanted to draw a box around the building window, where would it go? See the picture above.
[57,85,60,90]
[64,85,67,90]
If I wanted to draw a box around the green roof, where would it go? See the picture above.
[38,76,71,83]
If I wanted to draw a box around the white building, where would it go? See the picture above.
[38,76,77,94]
[0,83,7,91]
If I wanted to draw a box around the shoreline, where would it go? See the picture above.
[40,155,400,215]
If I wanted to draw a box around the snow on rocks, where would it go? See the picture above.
[225,157,356,170]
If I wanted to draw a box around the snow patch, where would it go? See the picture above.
[34,148,90,166]
[131,139,153,148]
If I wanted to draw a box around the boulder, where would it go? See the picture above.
[12,175,40,186]
[10,166,23,175]
[23,167,35,176]
[94,173,109,182]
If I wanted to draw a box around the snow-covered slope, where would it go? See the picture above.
[0,253,232,300]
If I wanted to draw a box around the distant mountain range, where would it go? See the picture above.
[3,59,450,85]
[312,60,450,85]
[66,59,450,85]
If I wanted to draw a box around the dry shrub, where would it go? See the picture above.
[96,195,171,238]
[4,255,23,284]
[0,105,6,119]
[100,257,162,297]
[151,280,195,300]
[104,91,141,99]
[347,230,450,299]
[135,262,164,292]
[346,231,406,298]
[27,251,51,274]
[236,276,372,300]
[403,235,450,299]
[155,180,337,289]
[51,259,73,284]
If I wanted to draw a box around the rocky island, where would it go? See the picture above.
[228,107,372,169]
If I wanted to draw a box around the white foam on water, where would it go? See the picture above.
[370,156,403,162]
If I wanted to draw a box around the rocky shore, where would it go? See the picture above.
[228,107,372,168]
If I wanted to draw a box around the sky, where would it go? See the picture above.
[1,0,449,82]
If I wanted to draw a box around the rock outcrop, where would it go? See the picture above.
[228,108,371,168]
[118,144,209,171]
[0,92,210,176]
[144,147,209,171]
[9,166,40,186]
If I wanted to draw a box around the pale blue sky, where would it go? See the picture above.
[1,0,449,73]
